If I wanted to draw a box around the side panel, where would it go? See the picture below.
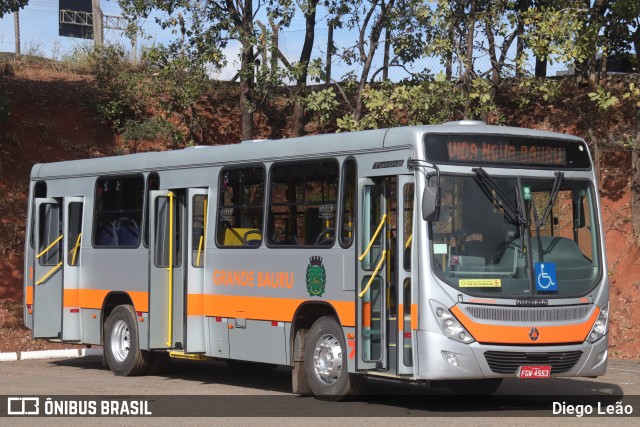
[229,319,287,365]
[33,198,63,339]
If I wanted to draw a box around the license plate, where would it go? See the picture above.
[518,365,551,379]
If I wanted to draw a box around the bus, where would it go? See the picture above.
[23,121,609,400]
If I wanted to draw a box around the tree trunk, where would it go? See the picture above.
[353,0,396,123]
[14,11,20,57]
[535,57,547,77]
[325,23,333,85]
[239,1,254,141]
[290,0,318,138]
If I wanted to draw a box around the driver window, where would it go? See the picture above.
[216,167,264,248]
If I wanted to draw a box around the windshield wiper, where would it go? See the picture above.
[530,171,564,262]
[473,168,526,225]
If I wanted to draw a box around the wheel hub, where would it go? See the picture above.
[111,319,130,363]
[312,333,342,385]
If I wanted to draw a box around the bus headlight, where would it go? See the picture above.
[430,300,475,344]
[586,302,609,343]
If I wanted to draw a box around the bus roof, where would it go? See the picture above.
[32,124,584,180]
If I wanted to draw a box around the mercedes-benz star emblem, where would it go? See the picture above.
[529,327,540,341]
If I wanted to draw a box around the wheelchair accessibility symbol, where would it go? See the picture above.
[535,262,557,291]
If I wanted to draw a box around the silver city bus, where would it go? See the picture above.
[24,122,608,399]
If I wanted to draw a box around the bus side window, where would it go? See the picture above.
[93,175,144,248]
[340,159,356,248]
[216,167,265,248]
[267,160,338,247]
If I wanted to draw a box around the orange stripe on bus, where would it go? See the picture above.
[60,289,149,313]
[26,286,33,305]
[397,303,403,332]
[362,302,371,328]
[411,304,418,330]
[188,294,355,327]
[451,305,599,345]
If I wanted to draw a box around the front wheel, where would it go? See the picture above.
[104,305,150,376]
[304,316,364,401]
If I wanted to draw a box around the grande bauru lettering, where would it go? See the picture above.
[212,269,294,289]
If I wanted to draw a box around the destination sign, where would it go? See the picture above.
[425,134,591,169]
[446,140,566,165]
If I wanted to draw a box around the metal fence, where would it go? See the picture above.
[1,2,573,82]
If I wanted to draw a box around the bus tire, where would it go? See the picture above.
[104,305,150,376]
[304,316,364,401]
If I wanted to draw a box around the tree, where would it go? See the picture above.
[0,0,28,19]
[290,0,319,137]
[146,0,280,141]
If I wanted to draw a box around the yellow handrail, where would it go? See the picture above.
[196,235,204,267]
[36,262,63,285]
[70,233,82,266]
[405,234,413,250]
[359,250,386,298]
[196,197,207,267]
[358,214,387,262]
[36,235,63,259]
[166,192,174,347]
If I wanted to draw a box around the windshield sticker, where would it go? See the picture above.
[523,186,532,200]
[433,243,448,254]
[459,279,502,288]
[535,262,557,291]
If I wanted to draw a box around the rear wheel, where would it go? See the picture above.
[304,316,364,401]
[104,305,150,376]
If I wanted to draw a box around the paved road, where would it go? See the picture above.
[0,356,638,425]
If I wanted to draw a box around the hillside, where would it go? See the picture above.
[0,62,638,358]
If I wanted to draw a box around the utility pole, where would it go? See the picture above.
[92,0,103,48]
[14,11,20,57]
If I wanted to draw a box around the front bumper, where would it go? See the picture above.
[414,329,608,380]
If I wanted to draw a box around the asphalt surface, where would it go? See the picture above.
[0,356,638,425]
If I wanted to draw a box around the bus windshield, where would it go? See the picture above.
[429,173,601,298]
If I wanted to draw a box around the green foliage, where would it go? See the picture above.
[337,78,473,132]
[304,88,338,124]
[0,0,28,19]
[89,45,150,129]
[622,83,640,107]
[588,87,620,110]
[121,118,181,151]
[515,78,564,107]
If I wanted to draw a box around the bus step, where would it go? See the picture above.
[169,351,207,361]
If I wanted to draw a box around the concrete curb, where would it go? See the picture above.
[0,352,18,362]
[0,348,103,361]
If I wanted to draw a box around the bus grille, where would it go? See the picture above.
[484,351,583,374]
[464,305,592,323]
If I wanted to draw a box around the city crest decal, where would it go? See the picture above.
[306,256,326,297]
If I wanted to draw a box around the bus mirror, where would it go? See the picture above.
[422,185,440,221]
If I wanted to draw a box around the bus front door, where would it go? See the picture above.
[356,175,415,376]
[356,178,389,371]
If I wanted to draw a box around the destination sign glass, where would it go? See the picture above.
[424,134,591,169]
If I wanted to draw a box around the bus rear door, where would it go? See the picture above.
[33,198,63,339]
